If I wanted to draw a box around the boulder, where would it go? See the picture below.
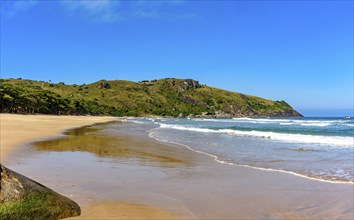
[201,112,208,116]
[187,114,194,118]
[0,163,81,220]
[215,111,232,118]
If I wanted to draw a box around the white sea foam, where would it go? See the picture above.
[159,124,218,133]
[232,118,292,123]
[195,117,354,128]
[158,123,354,147]
[299,123,331,127]
[129,120,145,124]
[279,122,294,125]
[221,129,353,147]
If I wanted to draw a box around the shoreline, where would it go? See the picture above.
[149,132,354,185]
[2,114,353,219]
[147,118,354,185]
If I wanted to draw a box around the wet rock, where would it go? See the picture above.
[0,163,81,220]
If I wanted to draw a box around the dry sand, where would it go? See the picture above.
[0,114,178,219]
[1,114,353,219]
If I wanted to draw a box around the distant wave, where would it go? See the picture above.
[193,118,353,127]
[158,123,354,147]
[299,123,331,127]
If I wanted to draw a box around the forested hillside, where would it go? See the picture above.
[0,78,302,118]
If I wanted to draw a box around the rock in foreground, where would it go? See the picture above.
[0,163,81,220]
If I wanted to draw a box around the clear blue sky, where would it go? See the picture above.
[1,1,353,117]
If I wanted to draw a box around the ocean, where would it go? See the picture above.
[129,117,354,183]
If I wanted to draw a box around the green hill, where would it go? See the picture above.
[0,78,302,118]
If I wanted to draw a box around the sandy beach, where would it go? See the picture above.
[0,114,178,219]
[0,114,115,161]
[1,114,353,219]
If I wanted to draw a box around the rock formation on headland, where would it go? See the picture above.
[0,163,81,220]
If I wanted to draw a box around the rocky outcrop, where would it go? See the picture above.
[180,95,209,108]
[264,109,303,118]
[180,79,200,91]
[214,110,232,118]
[0,163,81,220]
[98,81,111,89]
[191,109,302,119]
[180,95,199,105]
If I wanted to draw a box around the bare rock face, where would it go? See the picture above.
[180,79,200,91]
[98,81,111,89]
[0,163,81,220]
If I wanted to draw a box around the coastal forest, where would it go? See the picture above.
[0,78,302,117]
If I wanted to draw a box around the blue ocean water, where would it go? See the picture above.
[129,117,354,183]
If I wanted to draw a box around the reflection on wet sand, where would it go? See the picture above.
[34,123,187,167]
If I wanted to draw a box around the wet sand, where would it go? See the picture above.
[2,114,354,219]
[0,114,115,161]
[0,114,178,219]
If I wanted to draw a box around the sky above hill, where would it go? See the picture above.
[1,0,353,116]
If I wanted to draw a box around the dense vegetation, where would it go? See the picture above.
[0,78,302,117]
